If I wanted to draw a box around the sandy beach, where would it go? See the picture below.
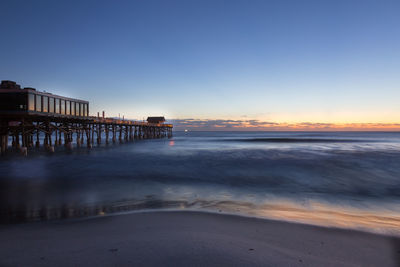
[0,211,399,266]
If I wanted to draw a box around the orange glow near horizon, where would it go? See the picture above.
[239,122,400,131]
[171,109,400,131]
[172,119,400,131]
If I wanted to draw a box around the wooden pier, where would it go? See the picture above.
[0,81,172,155]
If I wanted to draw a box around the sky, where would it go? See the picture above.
[1,0,399,130]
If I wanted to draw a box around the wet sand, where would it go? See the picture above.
[0,211,399,266]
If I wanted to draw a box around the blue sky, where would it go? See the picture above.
[1,0,399,129]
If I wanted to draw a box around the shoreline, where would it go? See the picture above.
[59,207,400,237]
[3,196,400,237]
[1,210,399,266]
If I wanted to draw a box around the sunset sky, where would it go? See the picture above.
[1,0,399,130]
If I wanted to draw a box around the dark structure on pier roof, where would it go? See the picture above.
[147,117,166,124]
[0,80,22,90]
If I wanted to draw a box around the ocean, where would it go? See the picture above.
[1,131,400,235]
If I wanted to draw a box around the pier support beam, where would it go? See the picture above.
[15,132,20,149]
[97,124,101,145]
[91,124,94,146]
[55,128,58,146]
[0,134,7,155]
[134,126,138,139]
[124,126,128,142]
[112,125,116,143]
[129,126,133,141]
[76,130,81,148]
[86,125,92,148]
[105,125,109,144]
[81,129,84,146]
[58,129,62,146]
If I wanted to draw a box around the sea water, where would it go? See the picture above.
[1,131,400,235]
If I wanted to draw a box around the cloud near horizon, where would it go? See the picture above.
[169,119,400,131]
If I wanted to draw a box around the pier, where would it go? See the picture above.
[0,81,173,155]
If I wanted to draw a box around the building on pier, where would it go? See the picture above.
[147,117,166,124]
[0,80,89,117]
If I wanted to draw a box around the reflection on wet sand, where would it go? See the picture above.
[2,197,400,236]
[0,197,183,224]
[212,200,400,236]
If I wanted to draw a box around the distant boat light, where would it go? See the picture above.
[184,129,188,132]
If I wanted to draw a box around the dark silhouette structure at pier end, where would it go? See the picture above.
[147,117,166,124]
[0,81,173,155]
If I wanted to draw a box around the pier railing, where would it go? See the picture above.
[90,117,173,128]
